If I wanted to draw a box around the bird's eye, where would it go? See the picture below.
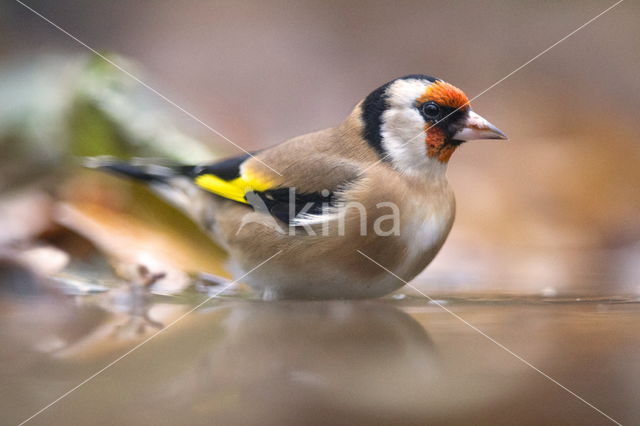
[422,102,441,119]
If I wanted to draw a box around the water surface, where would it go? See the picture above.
[1,287,638,425]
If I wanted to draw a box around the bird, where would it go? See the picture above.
[88,74,506,300]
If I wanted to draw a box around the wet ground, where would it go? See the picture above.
[1,285,638,426]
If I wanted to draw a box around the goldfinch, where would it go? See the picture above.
[88,75,506,299]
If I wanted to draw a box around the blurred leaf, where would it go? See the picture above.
[68,54,218,162]
[0,53,220,193]
[0,56,75,191]
[68,100,130,157]
[44,156,232,295]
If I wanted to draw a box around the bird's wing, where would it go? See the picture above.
[190,148,364,224]
[187,152,266,204]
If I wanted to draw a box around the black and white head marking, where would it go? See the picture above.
[360,75,470,177]
[361,74,437,158]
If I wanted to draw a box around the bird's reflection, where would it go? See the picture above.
[157,300,441,424]
[2,292,562,425]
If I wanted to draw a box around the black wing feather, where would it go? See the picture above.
[184,153,254,181]
[253,188,336,224]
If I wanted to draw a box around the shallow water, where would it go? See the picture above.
[1,287,638,425]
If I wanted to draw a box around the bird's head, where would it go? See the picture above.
[360,75,506,174]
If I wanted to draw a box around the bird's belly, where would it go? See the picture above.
[238,259,406,300]
[219,191,455,300]
[229,217,453,300]
[396,210,454,279]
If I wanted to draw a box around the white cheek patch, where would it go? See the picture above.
[380,79,433,174]
[381,108,427,168]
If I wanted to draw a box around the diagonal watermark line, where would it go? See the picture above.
[14,0,283,177]
[357,250,623,426]
[357,0,625,177]
[17,250,282,426]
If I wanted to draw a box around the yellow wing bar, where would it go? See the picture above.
[194,172,275,204]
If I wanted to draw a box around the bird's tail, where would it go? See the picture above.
[84,156,190,182]
[83,156,201,216]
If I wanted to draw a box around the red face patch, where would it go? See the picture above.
[417,80,470,111]
[425,126,457,163]
[419,81,468,163]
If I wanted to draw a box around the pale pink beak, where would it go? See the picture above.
[453,111,507,141]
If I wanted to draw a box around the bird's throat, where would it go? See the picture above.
[425,126,457,163]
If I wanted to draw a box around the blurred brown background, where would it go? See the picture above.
[1,0,639,294]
